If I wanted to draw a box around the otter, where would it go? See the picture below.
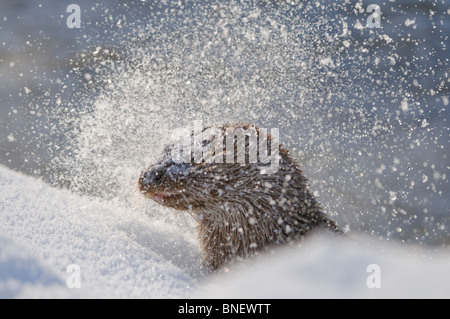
[139,123,341,269]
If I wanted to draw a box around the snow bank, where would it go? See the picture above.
[0,165,203,298]
[1,165,449,298]
[196,235,450,299]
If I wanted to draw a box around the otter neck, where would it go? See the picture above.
[192,197,324,270]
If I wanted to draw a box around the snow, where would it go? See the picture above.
[0,165,203,298]
[1,165,449,298]
[196,236,450,299]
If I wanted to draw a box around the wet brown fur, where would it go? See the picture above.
[139,123,341,269]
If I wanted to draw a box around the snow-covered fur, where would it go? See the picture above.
[139,123,341,269]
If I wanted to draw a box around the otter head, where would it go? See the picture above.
[139,123,340,269]
[139,124,283,212]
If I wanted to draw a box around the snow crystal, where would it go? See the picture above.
[400,100,409,112]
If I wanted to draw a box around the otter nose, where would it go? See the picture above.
[139,164,166,190]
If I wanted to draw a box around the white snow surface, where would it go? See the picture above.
[1,165,449,299]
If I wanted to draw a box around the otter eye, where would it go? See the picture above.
[165,163,191,180]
